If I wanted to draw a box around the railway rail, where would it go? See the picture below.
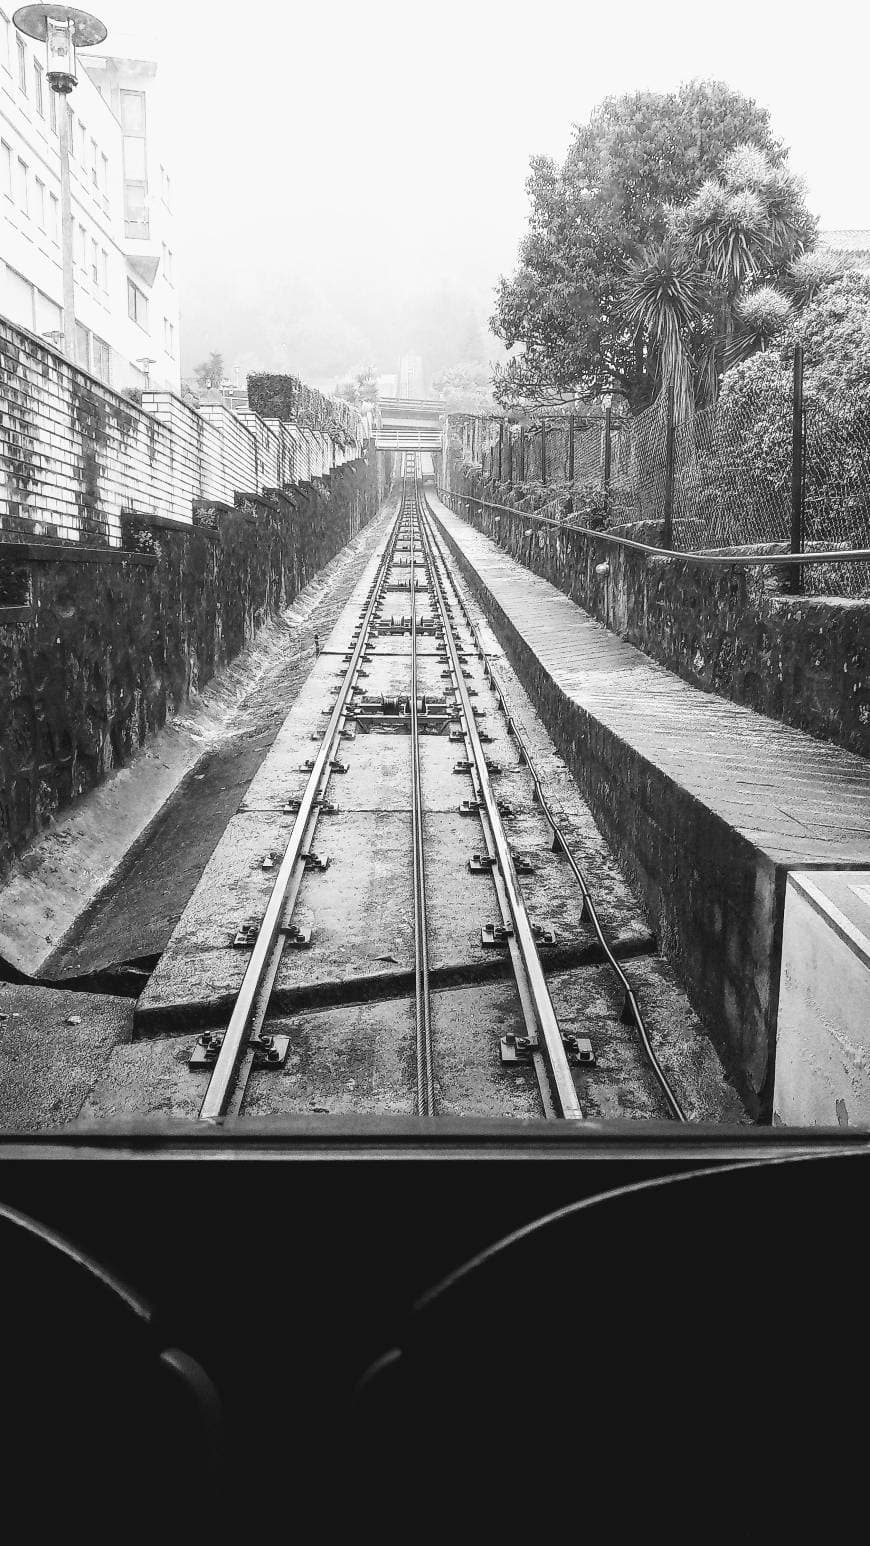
[195,457,686,1124]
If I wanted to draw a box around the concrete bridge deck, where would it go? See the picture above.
[425,486,870,1116]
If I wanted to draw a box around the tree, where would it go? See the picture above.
[683,143,815,373]
[619,239,707,420]
[431,361,498,414]
[334,367,379,407]
[193,351,224,389]
[492,81,790,411]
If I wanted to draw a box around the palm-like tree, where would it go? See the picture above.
[733,285,792,357]
[620,238,707,421]
[685,180,768,366]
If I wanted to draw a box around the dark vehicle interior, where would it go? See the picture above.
[2,1119,866,1540]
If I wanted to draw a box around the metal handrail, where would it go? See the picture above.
[438,486,870,571]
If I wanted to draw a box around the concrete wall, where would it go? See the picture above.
[451,469,870,760]
[0,456,384,877]
[0,316,368,545]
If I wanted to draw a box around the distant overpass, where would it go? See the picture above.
[375,397,443,453]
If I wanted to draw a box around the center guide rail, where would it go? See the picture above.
[198,459,682,1124]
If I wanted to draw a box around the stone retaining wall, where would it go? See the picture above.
[452,470,870,760]
[0,456,384,877]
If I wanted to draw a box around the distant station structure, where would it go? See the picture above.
[375,395,443,453]
[374,350,444,453]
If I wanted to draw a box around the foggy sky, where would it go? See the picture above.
[98,0,868,387]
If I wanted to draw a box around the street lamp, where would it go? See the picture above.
[12,7,107,364]
[135,355,156,389]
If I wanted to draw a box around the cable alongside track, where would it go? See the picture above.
[420,483,687,1123]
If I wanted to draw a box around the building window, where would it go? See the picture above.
[78,119,86,160]
[100,248,108,291]
[75,321,90,371]
[49,86,56,132]
[100,151,108,193]
[34,58,44,115]
[121,90,149,239]
[16,34,25,93]
[127,277,148,329]
[92,335,110,384]
[16,156,28,215]
[163,317,175,357]
[91,138,98,186]
[1,140,12,199]
[49,191,59,242]
[162,167,171,209]
[90,237,98,284]
[66,103,74,152]
[124,181,149,239]
[78,222,86,268]
[35,176,46,229]
[1,12,10,75]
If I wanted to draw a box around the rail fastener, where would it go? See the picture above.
[500,1032,595,1068]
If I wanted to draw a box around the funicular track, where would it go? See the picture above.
[195,457,685,1124]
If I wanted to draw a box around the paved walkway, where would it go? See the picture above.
[428,489,870,1115]
[429,494,870,868]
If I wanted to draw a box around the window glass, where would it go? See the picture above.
[75,320,89,370]
[0,13,9,74]
[16,34,25,93]
[16,157,28,214]
[90,237,98,283]
[101,248,108,290]
[34,59,43,115]
[92,335,111,384]
[101,151,108,193]
[50,87,57,132]
[91,140,98,185]
[35,177,45,229]
[120,90,146,135]
[124,180,149,239]
[48,191,58,241]
[127,277,148,328]
[1,140,12,198]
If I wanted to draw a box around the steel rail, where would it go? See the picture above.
[407,459,435,1115]
[438,486,870,569]
[417,484,583,1121]
[198,502,404,1121]
[424,498,686,1121]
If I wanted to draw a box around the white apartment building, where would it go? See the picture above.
[0,15,179,392]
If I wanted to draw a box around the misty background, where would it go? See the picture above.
[101,0,866,392]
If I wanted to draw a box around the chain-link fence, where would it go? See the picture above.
[454,358,870,595]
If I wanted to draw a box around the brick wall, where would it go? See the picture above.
[0,315,367,546]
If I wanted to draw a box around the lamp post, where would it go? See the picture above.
[136,356,156,390]
[13,7,107,364]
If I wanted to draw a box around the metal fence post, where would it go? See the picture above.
[602,401,612,521]
[663,378,675,549]
[568,413,575,484]
[790,343,805,595]
[540,421,547,485]
[507,425,513,487]
[519,426,526,483]
[498,421,503,482]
